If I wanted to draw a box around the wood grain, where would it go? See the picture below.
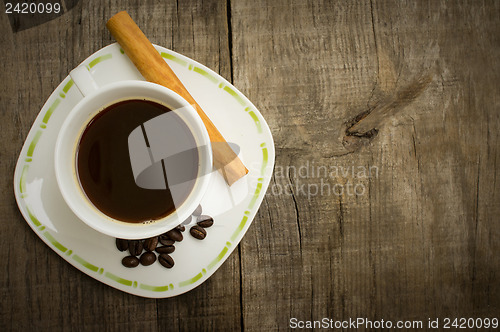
[0,1,240,330]
[231,0,499,329]
[1,0,499,330]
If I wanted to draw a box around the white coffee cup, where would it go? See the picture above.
[55,66,213,239]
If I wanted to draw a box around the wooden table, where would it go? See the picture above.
[1,1,498,330]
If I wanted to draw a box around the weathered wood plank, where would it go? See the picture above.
[0,1,239,330]
[230,0,499,330]
[1,0,499,330]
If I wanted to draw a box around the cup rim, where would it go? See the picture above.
[55,80,213,239]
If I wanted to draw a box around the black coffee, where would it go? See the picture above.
[76,99,198,223]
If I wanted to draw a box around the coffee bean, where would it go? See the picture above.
[193,204,202,216]
[175,224,185,232]
[190,225,207,240]
[158,254,174,268]
[197,215,214,228]
[166,229,183,242]
[128,240,143,256]
[116,238,128,251]
[159,235,175,246]
[156,245,175,254]
[140,252,156,266]
[143,237,158,251]
[122,256,139,268]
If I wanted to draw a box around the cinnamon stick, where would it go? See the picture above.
[106,11,248,186]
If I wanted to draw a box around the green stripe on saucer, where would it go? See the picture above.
[73,254,99,272]
[207,246,229,270]
[139,284,170,292]
[105,272,133,286]
[89,54,112,68]
[161,52,188,67]
[43,231,67,253]
[179,272,203,287]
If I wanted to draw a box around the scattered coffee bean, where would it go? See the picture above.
[116,238,128,251]
[197,215,214,228]
[128,240,143,256]
[166,229,183,242]
[193,204,202,216]
[156,245,175,254]
[116,209,214,268]
[143,237,158,252]
[158,254,174,268]
[190,225,207,240]
[159,236,175,246]
[122,255,140,268]
[140,252,157,266]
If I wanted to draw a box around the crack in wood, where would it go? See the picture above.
[370,0,380,80]
[238,243,245,332]
[226,0,234,83]
[338,196,344,240]
[288,167,303,253]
